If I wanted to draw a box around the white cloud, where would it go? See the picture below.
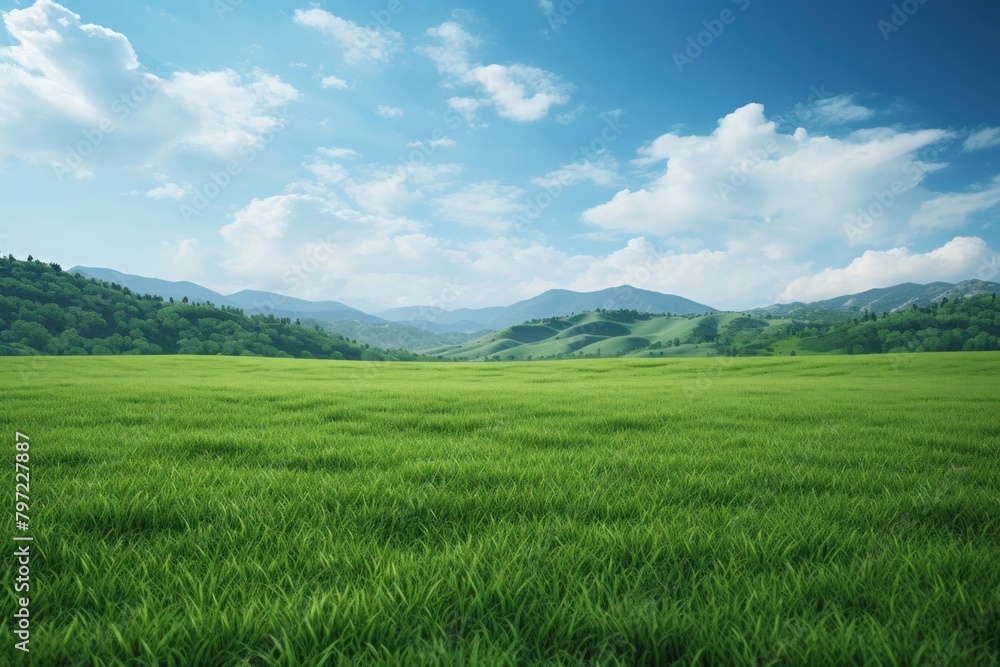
[556,104,587,125]
[569,237,810,310]
[317,147,360,160]
[538,0,567,33]
[963,127,1000,152]
[146,182,188,200]
[420,22,572,122]
[908,177,1000,230]
[790,94,876,126]
[171,238,201,275]
[780,237,994,303]
[214,165,996,310]
[161,68,296,154]
[319,75,348,90]
[293,8,402,65]
[376,104,405,119]
[304,159,349,185]
[0,1,297,176]
[345,162,462,213]
[447,97,486,123]
[532,153,621,190]
[407,137,456,150]
[434,181,527,232]
[584,103,953,252]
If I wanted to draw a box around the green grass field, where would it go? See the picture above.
[3,354,999,666]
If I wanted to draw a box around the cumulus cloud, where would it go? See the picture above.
[963,127,1000,152]
[780,237,994,303]
[583,103,952,252]
[0,1,296,177]
[293,8,402,65]
[420,22,572,122]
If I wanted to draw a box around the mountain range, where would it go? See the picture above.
[69,268,714,333]
[68,267,1000,350]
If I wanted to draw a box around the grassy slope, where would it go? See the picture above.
[2,354,999,665]
[428,313,757,360]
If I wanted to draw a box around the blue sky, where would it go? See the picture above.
[1,0,999,311]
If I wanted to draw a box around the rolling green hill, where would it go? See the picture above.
[309,318,486,352]
[423,310,771,360]
[425,297,1000,360]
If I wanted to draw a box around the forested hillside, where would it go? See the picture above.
[0,255,424,360]
[750,295,1000,356]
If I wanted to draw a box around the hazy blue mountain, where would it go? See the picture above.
[224,290,383,323]
[755,280,1000,316]
[71,266,999,335]
[379,286,717,332]
[307,319,485,351]
[70,267,231,305]
[70,267,383,323]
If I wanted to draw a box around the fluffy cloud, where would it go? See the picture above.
[0,1,296,177]
[420,22,572,122]
[220,193,419,285]
[161,68,296,154]
[343,162,462,213]
[583,103,952,252]
[145,182,188,200]
[434,181,527,231]
[780,237,995,302]
[293,9,402,65]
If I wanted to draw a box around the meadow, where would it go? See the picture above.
[2,353,998,666]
